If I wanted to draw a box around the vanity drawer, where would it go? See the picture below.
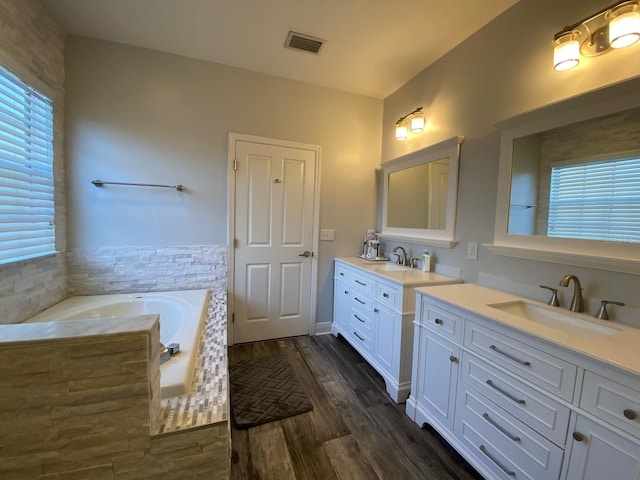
[349,305,374,337]
[348,270,376,296]
[421,300,463,342]
[376,280,402,311]
[334,262,352,283]
[460,352,570,445]
[464,320,577,402]
[455,386,564,480]
[349,290,376,313]
[580,371,640,439]
[347,319,372,353]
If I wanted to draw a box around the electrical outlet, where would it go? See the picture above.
[320,229,335,241]
[467,242,478,260]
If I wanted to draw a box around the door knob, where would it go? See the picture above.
[298,250,312,257]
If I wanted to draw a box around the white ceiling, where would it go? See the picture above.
[38,0,518,99]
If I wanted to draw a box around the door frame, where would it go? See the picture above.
[227,132,321,346]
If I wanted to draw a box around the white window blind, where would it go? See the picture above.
[0,64,55,264]
[548,156,640,243]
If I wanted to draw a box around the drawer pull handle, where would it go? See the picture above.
[340,272,345,276]
[482,413,521,442]
[479,445,515,477]
[374,308,379,313]
[435,318,444,325]
[355,280,367,286]
[353,331,365,341]
[382,292,389,298]
[353,314,365,323]
[624,409,637,420]
[486,379,526,405]
[572,431,585,442]
[449,355,458,363]
[354,297,365,305]
[489,345,531,366]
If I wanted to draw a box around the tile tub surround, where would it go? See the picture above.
[157,289,228,433]
[67,245,228,295]
[0,290,229,479]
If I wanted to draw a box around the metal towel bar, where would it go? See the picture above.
[91,179,184,191]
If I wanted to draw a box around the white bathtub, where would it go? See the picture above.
[25,289,209,398]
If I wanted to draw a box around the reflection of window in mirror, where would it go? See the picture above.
[509,106,640,243]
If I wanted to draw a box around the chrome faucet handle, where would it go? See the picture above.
[540,285,560,306]
[595,300,625,320]
[410,257,420,268]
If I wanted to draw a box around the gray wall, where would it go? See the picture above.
[380,0,640,325]
[64,37,383,327]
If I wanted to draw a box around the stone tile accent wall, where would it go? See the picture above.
[0,312,229,479]
[67,245,228,295]
[0,253,67,325]
[0,0,68,324]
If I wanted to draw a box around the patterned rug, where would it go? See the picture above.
[229,353,313,429]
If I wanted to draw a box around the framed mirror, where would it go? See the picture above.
[381,135,463,247]
[489,78,640,274]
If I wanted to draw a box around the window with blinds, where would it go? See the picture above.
[0,64,55,265]
[548,156,640,243]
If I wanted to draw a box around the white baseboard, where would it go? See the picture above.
[313,321,333,335]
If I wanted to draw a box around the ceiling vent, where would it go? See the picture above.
[285,31,325,55]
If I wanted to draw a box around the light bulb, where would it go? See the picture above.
[395,122,408,141]
[609,5,640,48]
[553,32,581,71]
[410,111,425,133]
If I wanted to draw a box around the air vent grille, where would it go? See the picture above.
[285,31,325,55]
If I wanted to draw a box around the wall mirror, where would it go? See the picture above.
[489,77,640,274]
[381,135,463,247]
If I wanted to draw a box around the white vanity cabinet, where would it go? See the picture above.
[332,257,461,402]
[408,284,640,480]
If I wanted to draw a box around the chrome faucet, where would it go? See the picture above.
[391,246,409,266]
[559,274,584,312]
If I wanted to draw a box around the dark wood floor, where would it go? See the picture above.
[228,334,483,480]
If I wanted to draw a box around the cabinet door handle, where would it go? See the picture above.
[354,297,365,305]
[434,318,444,325]
[449,355,458,363]
[353,331,364,341]
[482,413,521,442]
[382,292,389,298]
[339,272,345,276]
[624,409,637,420]
[344,290,349,295]
[374,308,379,313]
[479,445,515,477]
[489,344,531,366]
[353,314,365,323]
[355,280,367,286]
[572,431,585,442]
[486,379,526,405]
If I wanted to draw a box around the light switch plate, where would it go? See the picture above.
[320,229,335,241]
[467,242,478,260]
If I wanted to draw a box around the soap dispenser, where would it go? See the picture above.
[422,250,431,272]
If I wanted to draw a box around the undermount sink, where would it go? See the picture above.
[487,300,621,337]
[367,262,412,272]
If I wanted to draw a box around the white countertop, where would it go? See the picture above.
[336,257,461,287]
[416,283,640,377]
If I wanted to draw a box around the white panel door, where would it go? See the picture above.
[233,140,317,343]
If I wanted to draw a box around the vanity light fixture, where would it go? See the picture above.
[553,0,640,71]
[395,107,425,140]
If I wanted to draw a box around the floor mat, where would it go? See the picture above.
[229,353,313,429]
